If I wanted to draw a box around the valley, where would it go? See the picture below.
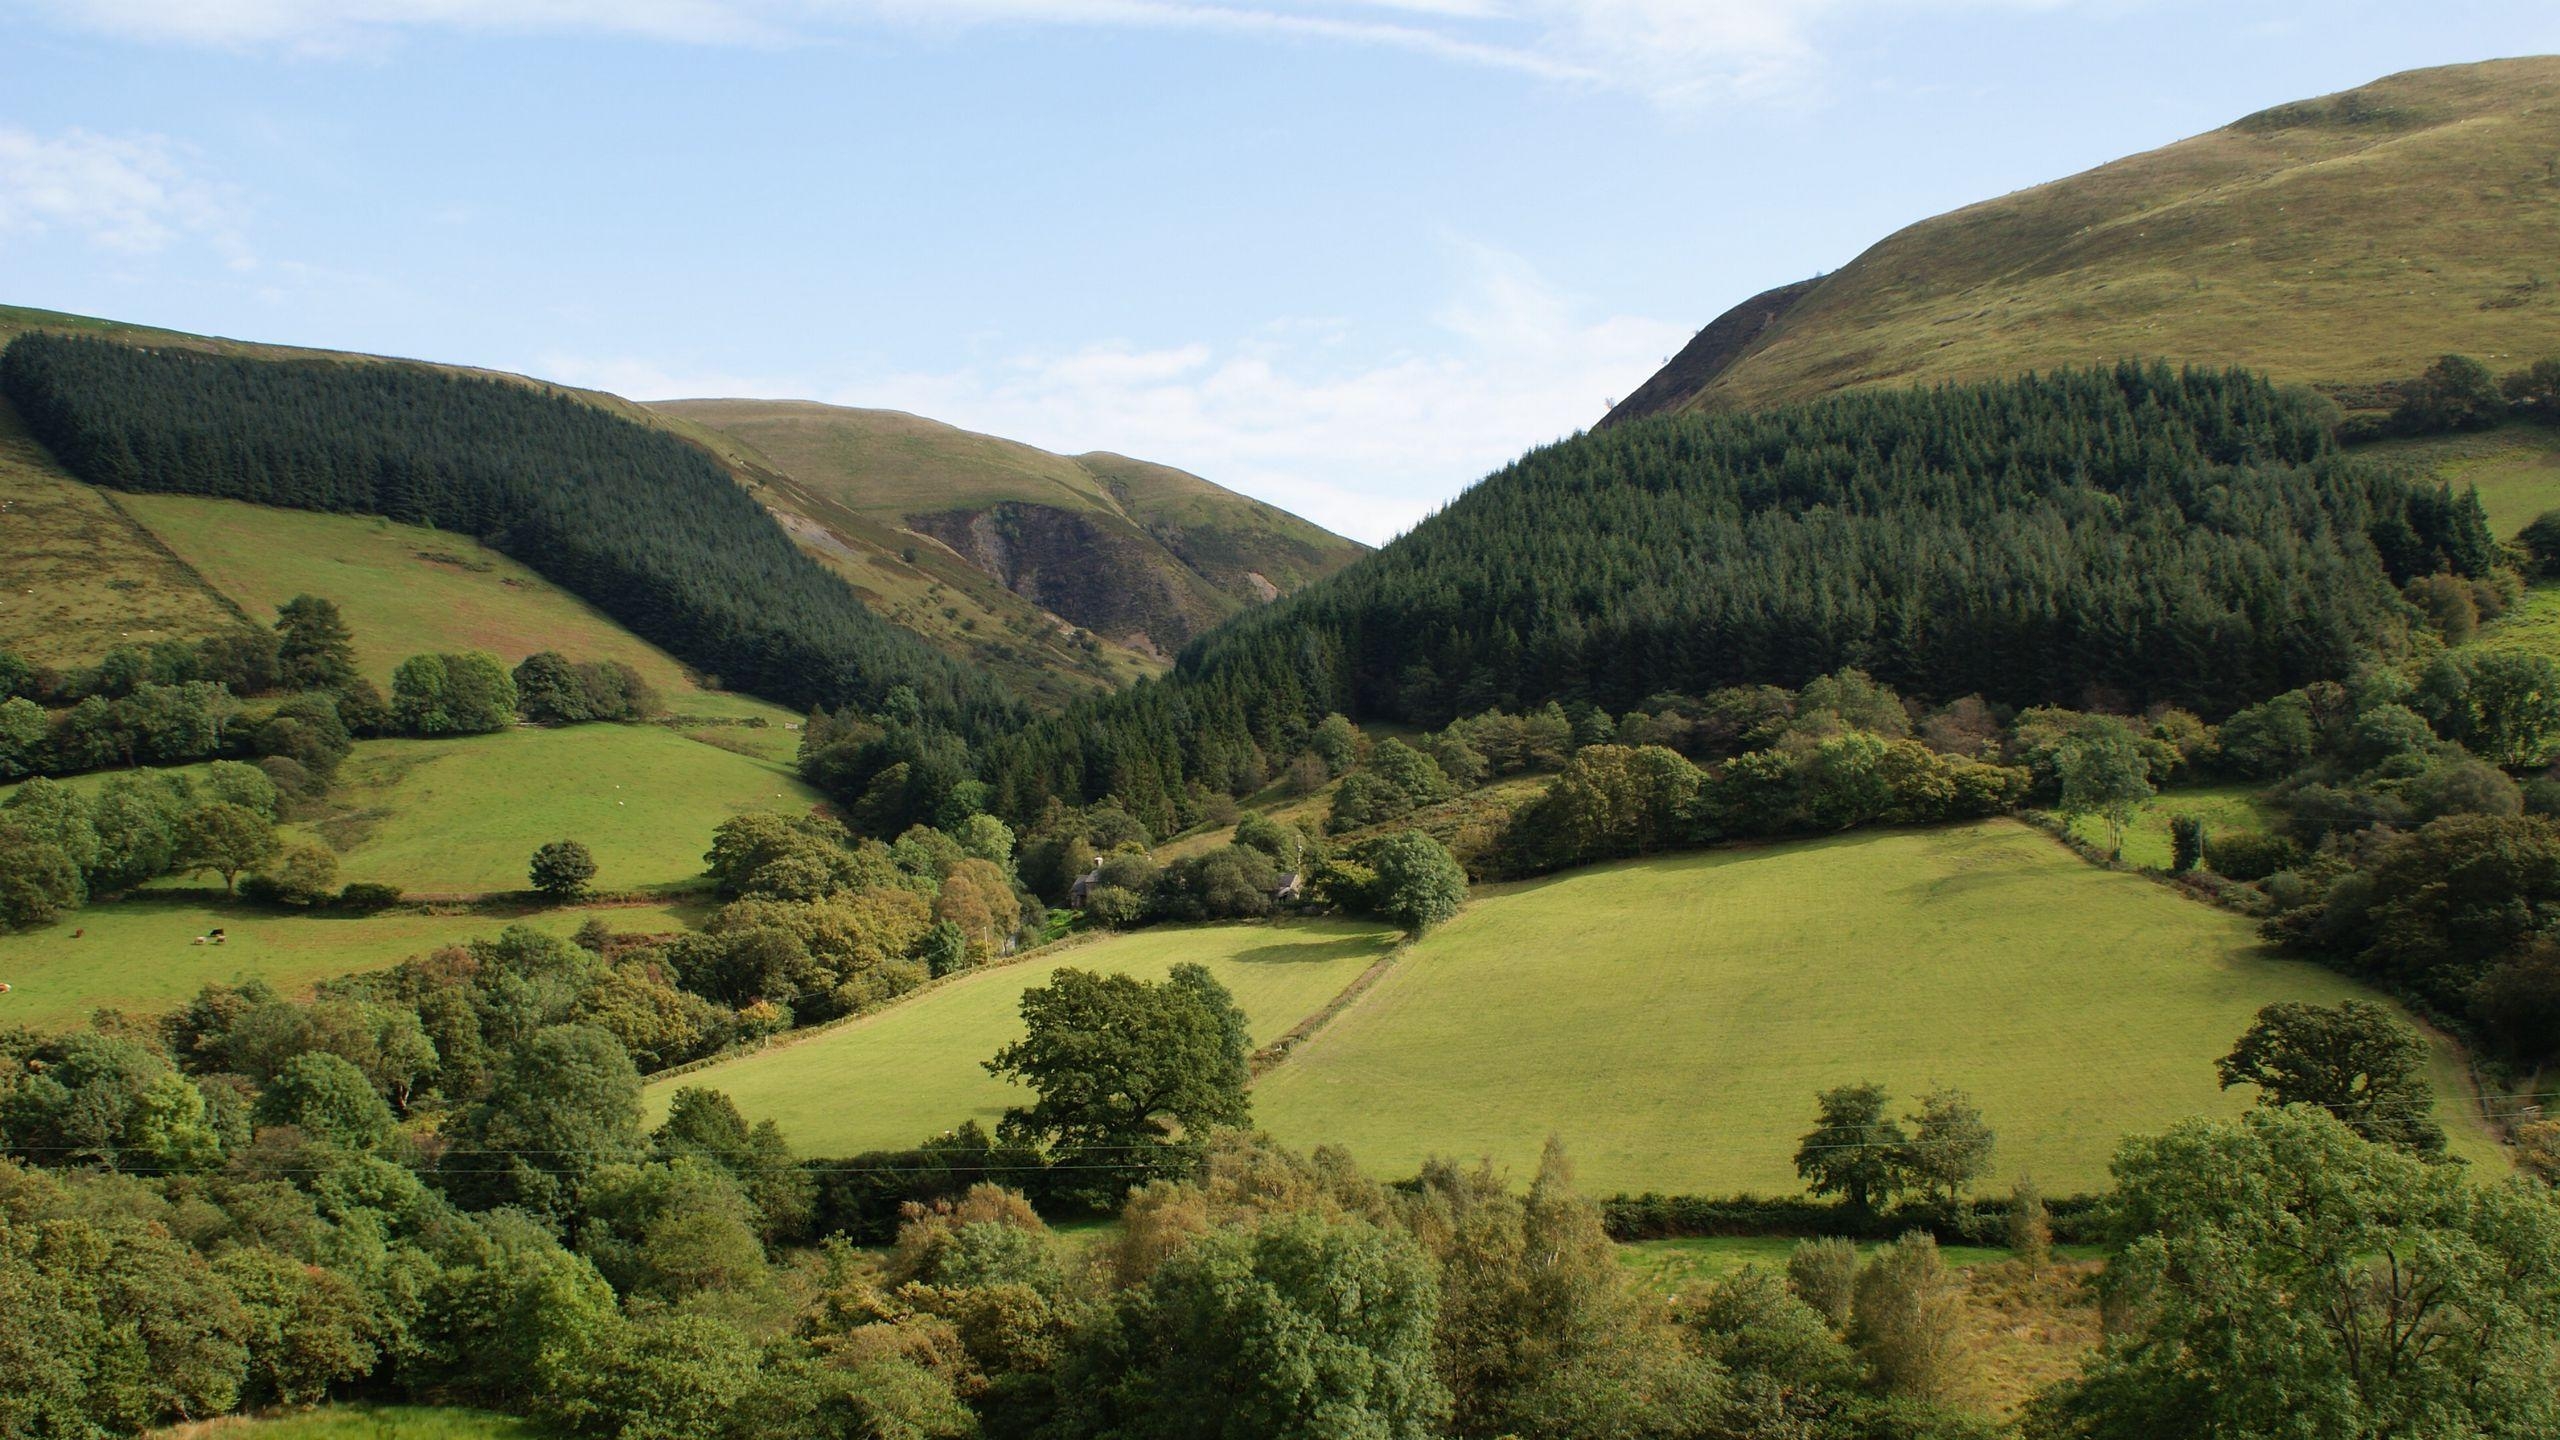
[8,41,2560,1440]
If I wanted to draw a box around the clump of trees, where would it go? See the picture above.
[0,763,331,929]
[0,595,376,783]
[2027,1108,2560,1439]
[2380,350,2560,437]
[1793,1082,1996,1215]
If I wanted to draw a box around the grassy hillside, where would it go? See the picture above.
[1248,822,2500,1194]
[0,897,699,1029]
[0,304,1218,706]
[1611,57,2560,420]
[312,726,817,896]
[108,493,791,724]
[643,921,1396,1151]
[655,400,1364,657]
[0,394,243,667]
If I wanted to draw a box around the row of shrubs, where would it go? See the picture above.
[1599,1190,2106,1247]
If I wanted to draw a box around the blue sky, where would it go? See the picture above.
[3,2,2556,542]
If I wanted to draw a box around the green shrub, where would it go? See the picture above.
[2204,830,2298,882]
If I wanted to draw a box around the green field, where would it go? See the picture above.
[2476,582,2560,663]
[0,895,699,1028]
[1249,821,2500,1194]
[110,493,790,725]
[644,921,1397,1151]
[0,397,243,667]
[2048,783,2272,870]
[314,727,819,896]
[150,1405,547,1439]
[2364,422,2560,537]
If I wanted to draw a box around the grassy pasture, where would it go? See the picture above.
[111,493,790,725]
[2047,783,2273,870]
[644,921,1396,1152]
[0,896,699,1029]
[2363,422,2560,537]
[0,398,242,666]
[313,727,819,896]
[148,1405,549,1439]
[1250,821,2500,1194]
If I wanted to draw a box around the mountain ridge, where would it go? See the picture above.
[1607,56,2560,421]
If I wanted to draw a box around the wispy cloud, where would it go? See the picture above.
[539,240,1687,543]
[0,125,249,263]
[22,1,2094,106]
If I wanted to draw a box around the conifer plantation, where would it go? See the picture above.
[982,365,2495,819]
[0,334,1011,727]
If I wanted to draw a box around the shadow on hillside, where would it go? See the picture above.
[1226,934,1393,968]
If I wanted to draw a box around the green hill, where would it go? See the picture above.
[652,400,1365,659]
[0,304,1352,707]
[1607,57,2560,423]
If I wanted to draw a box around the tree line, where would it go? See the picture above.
[975,364,2497,831]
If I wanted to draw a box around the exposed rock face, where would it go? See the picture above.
[906,502,1233,657]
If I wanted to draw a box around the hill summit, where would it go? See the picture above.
[1607,56,2560,422]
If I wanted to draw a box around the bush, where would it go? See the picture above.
[2204,830,2298,882]
[336,881,404,912]
[529,839,599,900]
[1788,1238,1858,1330]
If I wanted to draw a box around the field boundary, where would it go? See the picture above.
[92,484,259,628]
[640,925,1121,1087]
[2019,811,2516,1142]
[1249,942,1406,1077]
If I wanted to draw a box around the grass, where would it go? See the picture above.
[1618,1237,2109,1419]
[312,727,820,896]
[1249,820,2502,1195]
[149,1405,548,1439]
[0,894,700,1028]
[2361,422,2560,536]
[644,920,1398,1152]
[111,493,790,724]
[2474,582,2560,662]
[1617,1234,2102,1293]
[1655,58,2560,414]
[2047,783,2272,870]
[0,396,242,667]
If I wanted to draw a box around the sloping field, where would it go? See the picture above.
[644,921,1396,1152]
[1250,821,2500,1194]
[0,396,243,667]
[314,727,818,895]
[0,897,699,1029]
[110,493,791,725]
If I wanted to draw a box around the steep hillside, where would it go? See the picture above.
[1607,57,2560,422]
[0,305,1233,706]
[652,400,1365,658]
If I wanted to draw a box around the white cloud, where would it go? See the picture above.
[540,242,1688,544]
[24,0,2096,106]
[0,126,247,262]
